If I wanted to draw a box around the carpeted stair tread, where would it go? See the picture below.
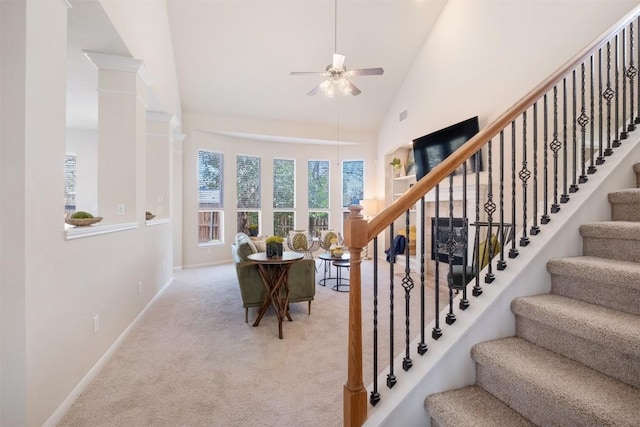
[472,337,640,426]
[634,163,640,187]
[547,256,640,290]
[580,221,640,240]
[512,294,640,356]
[425,385,535,427]
[608,188,640,203]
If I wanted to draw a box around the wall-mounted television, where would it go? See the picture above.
[413,116,481,180]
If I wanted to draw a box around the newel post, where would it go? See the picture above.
[343,204,368,426]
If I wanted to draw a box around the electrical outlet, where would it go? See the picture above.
[157,196,164,204]
[93,315,100,334]
[116,203,126,215]
[138,281,142,294]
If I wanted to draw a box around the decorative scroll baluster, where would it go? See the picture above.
[637,17,640,125]
[561,77,571,203]
[578,62,589,184]
[597,48,605,165]
[621,28,629,140]
[509,121,519,259]
[497,130,507,270]
[484,139,496,283]
[432,185,443,339]
[459,162,469,310]
[551,85,562,212]
[588,56,597,174]
[614,34,622,147]
[541,94,551,225]
[531,102,540,235]
[445,174,456,325]
[519,112,531,246]
[386,223,396,389]
[402,210,414,371]
[417,197,427,355]
[604,41,615,156]
[571,70,580,192]
[369,237,380,406]
[628,22,638,132]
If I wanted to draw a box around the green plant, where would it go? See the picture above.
[265,235,284,244]
[71,211,94,219]
[389,157,402,168]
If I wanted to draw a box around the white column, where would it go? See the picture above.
[172,133,185,269]
[145,111,173,219]
[83,51,153,224]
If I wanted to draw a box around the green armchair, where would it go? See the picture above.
[232,233,316,322]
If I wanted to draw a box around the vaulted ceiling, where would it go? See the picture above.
[67,0,447,142]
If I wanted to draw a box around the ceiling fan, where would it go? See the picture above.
[290,53,383,97]
[290,0,383,97]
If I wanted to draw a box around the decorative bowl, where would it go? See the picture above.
[65,216,103,227]
[146,213,156,220]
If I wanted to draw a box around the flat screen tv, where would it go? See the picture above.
[412,116,481,180]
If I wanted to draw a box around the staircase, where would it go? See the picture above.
[425,163,640,426]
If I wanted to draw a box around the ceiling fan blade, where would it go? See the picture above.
[332,53,345,70]
[348,81,362,96]
[307,82,324,96]
[347,67,384,76]
[290,71,330,76]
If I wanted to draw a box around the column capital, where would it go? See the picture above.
[83,51,154,86]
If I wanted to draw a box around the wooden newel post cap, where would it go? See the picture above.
[344,204,367,250]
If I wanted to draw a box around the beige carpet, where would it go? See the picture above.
[59,258,444,427]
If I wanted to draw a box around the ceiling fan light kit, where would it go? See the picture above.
[290,1,383,97]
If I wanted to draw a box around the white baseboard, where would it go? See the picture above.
[43,276,174,427]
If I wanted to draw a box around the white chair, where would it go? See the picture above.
[287,230,320,260]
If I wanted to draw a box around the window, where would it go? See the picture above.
[237,211,260,236]
[308,160,329,209]
[274,211,295,238]
[64,154,77,215]
[342,160,364,208]
[308,211,329,237]
[198,150,224,244]
[237,155,261,209]
[273,158,295,209]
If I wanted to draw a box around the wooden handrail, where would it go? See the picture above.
[367,2,640,241]
[345,4,640,426]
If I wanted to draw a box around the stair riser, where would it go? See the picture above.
[516,316,640,389]
[476,364,586,427]
[550,274,640,315]
[611,203,640,221]
[582,237,640,263]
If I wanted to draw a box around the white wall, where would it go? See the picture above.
[181,111,379,267]
[1,2,175,426]
[377,0,639,201]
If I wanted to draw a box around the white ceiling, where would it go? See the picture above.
[67,0,447,141]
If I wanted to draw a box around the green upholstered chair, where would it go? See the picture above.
[232,233,316,322]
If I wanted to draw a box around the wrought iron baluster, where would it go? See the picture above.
[459,162,469,310]
[588,55,597,174]
[370,236,380,406]
[497,130,507,271]
[604,41,615,156]
[485,139,496,282]
[621,28,629,140]
[531,102,540,236]
[614,34,622,147]
[473,154,484,293]
[578,62,589,184]
[445,174,456,325]
[520,112,531,246]
[561,77,571,202]
[541,94,551,224]
[627,22,638,132]
[417,197,427,355]
[597,48,605,165]
[571,69,579,193]
[432,185,443,339]
[551,85,563,211]
[387,223,396,389]
[509,121,519,259]
[402,210,414,371]
[637,17,640,125]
